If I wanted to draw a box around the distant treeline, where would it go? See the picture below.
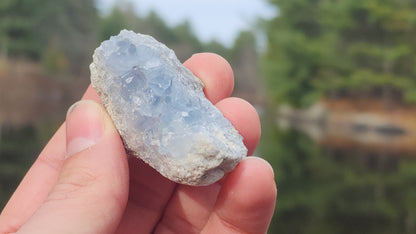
[263,0,416,106]
[0,0,258,84]
[4,0,415,107]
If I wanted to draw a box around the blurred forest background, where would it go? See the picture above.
[2,0,416,233]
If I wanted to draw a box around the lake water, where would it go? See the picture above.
[260,113,416,234]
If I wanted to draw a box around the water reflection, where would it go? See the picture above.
[260,110,416,234]
[277,103,416,156]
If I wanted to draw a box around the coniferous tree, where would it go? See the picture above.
[264,0,416,106]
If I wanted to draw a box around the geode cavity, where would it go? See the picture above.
[90,30,247,186]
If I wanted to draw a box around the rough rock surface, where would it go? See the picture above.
[90,30,247,186]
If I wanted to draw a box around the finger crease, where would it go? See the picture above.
[213,210,250,234]
[158,212,202,234]
[36,153,65,173]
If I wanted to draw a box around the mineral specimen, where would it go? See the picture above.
[90,30,247,186]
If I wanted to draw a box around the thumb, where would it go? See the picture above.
[17,100,129,234]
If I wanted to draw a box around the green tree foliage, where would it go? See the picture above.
[204,39,230,60]
[230,31,259,94]
[98,7,127,41]
[0,0,97,73]
[0,125,41,209]
[264,0,416,106]
[98,5,204,62]
[0,0,43,58]
[259,112,416,234]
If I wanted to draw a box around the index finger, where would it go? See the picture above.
[184,53,235,104]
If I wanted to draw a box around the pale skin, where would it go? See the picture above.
[0,53,277,234]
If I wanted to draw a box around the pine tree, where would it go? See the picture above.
[0,0,97,73]
[264,0,416,106]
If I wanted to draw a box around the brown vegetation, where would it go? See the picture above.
[0,58,89,126]
[321,98,416,155]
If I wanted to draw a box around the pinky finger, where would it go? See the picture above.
[202,157,277,234]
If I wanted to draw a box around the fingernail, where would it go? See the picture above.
[243,156,275,177]
[65,100,104,158]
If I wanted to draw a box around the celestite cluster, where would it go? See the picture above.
[90,30,247,186]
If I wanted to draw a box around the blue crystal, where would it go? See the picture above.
[90,30,247,186]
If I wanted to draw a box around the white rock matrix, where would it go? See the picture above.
[90,30,247,186]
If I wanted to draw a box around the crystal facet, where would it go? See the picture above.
[90,30,247,186]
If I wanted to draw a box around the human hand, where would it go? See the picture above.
[0,53,277,234]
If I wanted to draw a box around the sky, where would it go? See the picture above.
[96,0,277,47]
